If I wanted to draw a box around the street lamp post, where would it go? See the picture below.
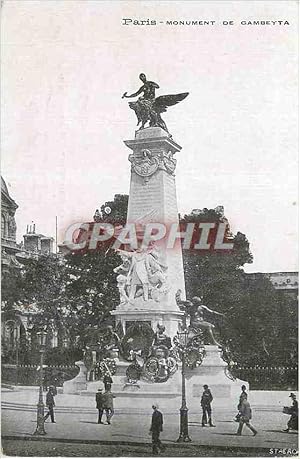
[33,329,47,436]
[176,326,192,443]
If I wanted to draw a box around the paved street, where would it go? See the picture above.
[2,387,298,457]
[2,439,282,457]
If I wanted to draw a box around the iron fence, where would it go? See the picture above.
[1,363,78,387]
[230,365,298,390]
[2,363,298,391]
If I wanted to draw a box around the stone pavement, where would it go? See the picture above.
[1,387,298,455]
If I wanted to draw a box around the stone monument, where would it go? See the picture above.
[64,74,248,407]
[111,127,186,337]
[111,74,190,337]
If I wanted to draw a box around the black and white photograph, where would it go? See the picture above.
[1,1,298,457]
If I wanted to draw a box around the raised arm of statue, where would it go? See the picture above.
[122,85,144,99]
[201,304,225,317]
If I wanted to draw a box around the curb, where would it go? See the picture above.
[1,435,272,452]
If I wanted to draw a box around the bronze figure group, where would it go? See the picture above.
[122,73,188,133]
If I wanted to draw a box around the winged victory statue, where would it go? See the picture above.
[122,73,188,133]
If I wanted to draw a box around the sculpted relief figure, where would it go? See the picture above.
[151,324,172,356]
[126,249,151,301]
[115,247,168,303]
[122,73,188,133]
[176,291,225,347]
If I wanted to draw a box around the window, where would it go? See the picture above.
[1,215,5,237]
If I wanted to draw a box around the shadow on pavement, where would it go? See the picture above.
[265,429,298,435]
[218,420,236,423]
[111,433,145,440]
[264,440,293,444]
[79,421,100,425]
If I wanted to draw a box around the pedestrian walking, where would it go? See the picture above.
[149,404,165,455]
[282,393,298,432]
[102,388,116,425]
[103,372,113,391]
[235,385,248,422]
[236,399,257,436]
[201,384,215,427]
[44,387,56,423]
[96,388,104,424]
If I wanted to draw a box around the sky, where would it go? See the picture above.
[1,0,298,273]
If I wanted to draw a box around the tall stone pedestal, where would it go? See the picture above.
[111,127,185,337]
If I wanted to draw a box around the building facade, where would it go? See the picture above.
[246,271,298,300]
[1,176,58,364]
[1,177,22,273]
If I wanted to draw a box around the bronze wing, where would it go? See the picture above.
[153,92,189,113]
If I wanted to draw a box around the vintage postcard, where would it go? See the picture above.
[1,0,298,457]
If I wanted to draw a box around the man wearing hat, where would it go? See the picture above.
[201,384,215,427]
[149,404,165,455]
[96,388,104,424]
[44,386,56,423]
[283,393,298,432]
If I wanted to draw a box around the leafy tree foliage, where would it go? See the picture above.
[181,208,297,367]
[20,254,67,326]
[63,249,121,345]
[2,268,24,309]
[99,194,128,225]
[61,194,128,344]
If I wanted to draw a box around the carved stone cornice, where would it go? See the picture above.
[128,148,177,181]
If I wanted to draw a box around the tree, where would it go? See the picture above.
[20,254,67,326]
[180,207,296,367]
[61,194,128,345]
[63,249,121,346]
[2,268,24,309]
[99,194,128,226]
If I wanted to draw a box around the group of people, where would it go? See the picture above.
[95,372,115,425]
[150,385,298,455]
[200,384,257,435]
[42,378,297,453]
[96,387,116,425]
[201,384,298,437]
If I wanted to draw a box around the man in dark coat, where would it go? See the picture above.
[235,385,248,422]
[283,393,298,432]
[236,399,257,436]
[149,404,165,455]
[102,388,116,425]
[96,388,104,424]
[201,384,215,427]
[44,387,56,423]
